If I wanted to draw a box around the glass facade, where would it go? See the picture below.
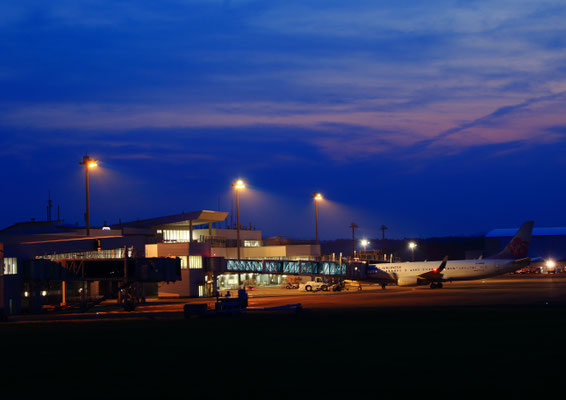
[159,230,260,247]
[226,259,346,275]
[160,229,191,242]
[36,248,133,260]
[216,273,283,291]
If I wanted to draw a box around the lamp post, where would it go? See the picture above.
[380,225,388,253]
[409,241,417,262]
[233,179,246,259]
[361,239,369,259]
[79,155,97,236]
[313,193,323,244]
[349,222,358,258]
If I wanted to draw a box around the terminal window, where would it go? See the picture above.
[162,230,191,242]
[3,257,17,275]
[179,256,202,269]
[189,256,202,269]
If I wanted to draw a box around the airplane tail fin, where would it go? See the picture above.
[488,221,534,259]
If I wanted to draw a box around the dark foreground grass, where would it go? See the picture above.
[2,306,565,399]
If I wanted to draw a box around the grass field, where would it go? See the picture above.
[2,305,565,399]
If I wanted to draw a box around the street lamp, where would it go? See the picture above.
[350,222,358,258]
[361,239,369,259]
[79,155,97,236]
[233,179,246,259]
[313,193,323,244]
[409,241,417,262]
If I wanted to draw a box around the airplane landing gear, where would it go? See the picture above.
[430,282,443,289]
[381,284,387,290]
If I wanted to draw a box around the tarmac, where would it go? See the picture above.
[6,274,566,323]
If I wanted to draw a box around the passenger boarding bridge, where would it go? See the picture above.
[225,259,347,277]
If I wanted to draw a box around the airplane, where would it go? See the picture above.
[366,221,534,289]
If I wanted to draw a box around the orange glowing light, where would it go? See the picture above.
[234,179,246,190]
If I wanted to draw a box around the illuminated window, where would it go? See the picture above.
[162,230,191,243]
[243,240,261,247]
[36,248,131,260]
[3,258,17,275]
[189,256,202,269]
[179,256,188,269]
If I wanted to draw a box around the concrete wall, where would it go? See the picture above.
[146,242,210,297]
[158,268,205,298]
[145,242,211,258]
[286,244,321,258]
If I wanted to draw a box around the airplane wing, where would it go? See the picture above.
[418,256,448,281]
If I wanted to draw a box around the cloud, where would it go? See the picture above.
[2,86,566,162]
[420,91,566,150]
[1,0,566,163]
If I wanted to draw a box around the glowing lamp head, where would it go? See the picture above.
[314,193,323,201]
[80,155,98,168]
[234,179,246,190]
[546,259,556,269]
[409,242,417,250]
[361,239,369,247]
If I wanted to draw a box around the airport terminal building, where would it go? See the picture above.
[0,210,324,314]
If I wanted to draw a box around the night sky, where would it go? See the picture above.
[1,1,566,240]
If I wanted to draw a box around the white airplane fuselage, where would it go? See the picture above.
[369,259,521,287]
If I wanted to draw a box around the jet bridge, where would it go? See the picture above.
[23,257,181,282]
[223,259,347,276]
[8,257,182,314]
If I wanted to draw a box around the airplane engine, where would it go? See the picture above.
[397,276,419,286]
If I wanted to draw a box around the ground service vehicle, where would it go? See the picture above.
[299,277,328,292]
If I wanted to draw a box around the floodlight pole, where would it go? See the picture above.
[236,188,241,259]
[380,225,388,253]
[79,155,94,236]
[314,199,319,245]
[350,222,358,258]
[313,193,323,245]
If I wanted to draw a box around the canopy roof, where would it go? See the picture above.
[116,210,229,230]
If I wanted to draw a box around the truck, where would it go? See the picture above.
[299,277,329,292]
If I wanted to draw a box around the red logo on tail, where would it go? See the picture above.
[507,237,529,256]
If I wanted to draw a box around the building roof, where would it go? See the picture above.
[0,220,78,235]
[486,227,566,238]
[115,210,229,229]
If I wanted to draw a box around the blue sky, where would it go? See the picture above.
[1,0,566,239]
